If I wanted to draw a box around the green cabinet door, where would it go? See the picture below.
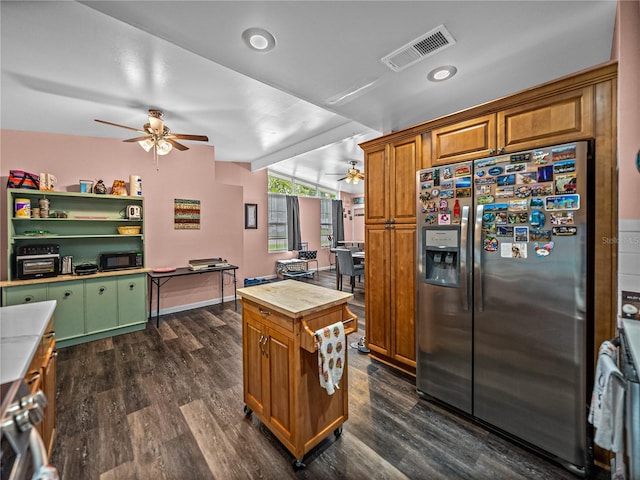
[85,277,118,333]
[117,274,147,327]
[48,281,85,341]
[2,284,48,306]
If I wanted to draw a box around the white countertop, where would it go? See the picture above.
[1,300,57,385]
[622,318,640,373]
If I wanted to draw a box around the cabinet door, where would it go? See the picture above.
[3,284,48,306]
[364,145,388,224]
[117,274,147,327]
[389,136,420,223]
[265,326,294,443]
[390,225,417,366]
[47,281,84,340]
[497,86,594,152]
[85,277,118,333]
[41,344,56,456]
[430,115,496,165]
[243,314,266,417]
[365,225,391,356]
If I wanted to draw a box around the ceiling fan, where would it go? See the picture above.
[94,109,209,169]
[327,160,365,184]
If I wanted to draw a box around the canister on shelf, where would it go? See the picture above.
[15,198,30,217]
[39,198,50,209]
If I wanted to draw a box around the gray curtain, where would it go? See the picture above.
[331,199,344,248]
[286,195,302,251]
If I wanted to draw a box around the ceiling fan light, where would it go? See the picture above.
[352,177,360,185]
[345,176,352,184]
[138,138,154,152]
[156,139,173,155]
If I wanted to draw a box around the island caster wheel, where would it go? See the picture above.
[292,459,306,471]
[243,405,252,416]
[334,426,343,438]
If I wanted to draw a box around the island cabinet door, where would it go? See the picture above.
[264,326,294,444]
[85,277,118,333]
[48,281,85,341]
[244,315,266,417]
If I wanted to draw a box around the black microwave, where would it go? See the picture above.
[99,251,143,271]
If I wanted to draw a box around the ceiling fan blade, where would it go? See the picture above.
[122,135,152,143]
[337,176,348,181]
[168,133,209,142]
[94,119,145,133]
[166,138,189,151]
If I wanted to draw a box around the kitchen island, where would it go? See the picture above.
[236,280,357,469]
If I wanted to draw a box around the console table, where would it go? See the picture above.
[147,265,238,327]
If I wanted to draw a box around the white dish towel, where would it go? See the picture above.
[315,321,345,395]
[588,340,626,452]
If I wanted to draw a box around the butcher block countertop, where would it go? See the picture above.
[236,280,353,318]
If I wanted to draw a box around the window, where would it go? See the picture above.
[268,174,293,194]
[267,172,338,252]
[268,194,288,252]
[320,198,332,248]
[294,180,317,197]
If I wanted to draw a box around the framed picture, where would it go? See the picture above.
[245,203,257,229]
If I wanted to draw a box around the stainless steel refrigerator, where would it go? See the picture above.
[416,141,592,474]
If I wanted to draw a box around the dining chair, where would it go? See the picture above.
[335,248,365,292]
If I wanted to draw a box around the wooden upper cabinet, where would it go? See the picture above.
[389,136,420,223]
[428,86,594,166]
[364,145,387,224]
[363,135,420,224]
[430,115,496,165]
[498,86,594,152]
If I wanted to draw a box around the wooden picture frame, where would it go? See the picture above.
[245,203,257,229]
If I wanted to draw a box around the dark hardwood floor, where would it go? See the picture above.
[51,271,604,479]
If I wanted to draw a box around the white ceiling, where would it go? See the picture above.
[0,1,617,195]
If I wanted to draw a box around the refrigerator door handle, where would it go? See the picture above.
[460,205,470,311]
[474,204,484,312]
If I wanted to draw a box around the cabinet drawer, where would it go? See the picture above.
[242,300,294,333]
[3,284,48,306]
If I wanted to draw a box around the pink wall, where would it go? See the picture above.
[1,130,340,311]
[615,0,640,219]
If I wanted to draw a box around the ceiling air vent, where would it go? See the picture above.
[381,25,456,72]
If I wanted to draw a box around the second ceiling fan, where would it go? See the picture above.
[328,160,365,184]
[95,109,209,169]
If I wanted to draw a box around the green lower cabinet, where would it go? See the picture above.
[3,284,48,306]
[85,277,119,333]
[117,274,147,327]
[2,273,148,347]
[47,281,85,341]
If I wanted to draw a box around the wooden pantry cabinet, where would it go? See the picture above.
[362,134,420,374]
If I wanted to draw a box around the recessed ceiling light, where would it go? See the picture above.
[242,28,276,53]
[427,65,457,82]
